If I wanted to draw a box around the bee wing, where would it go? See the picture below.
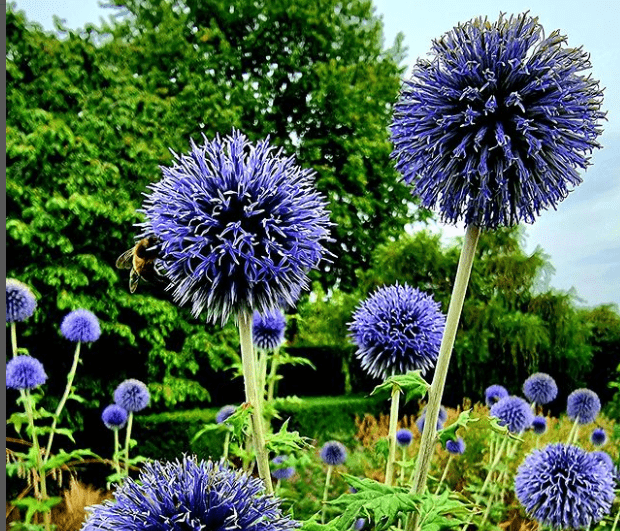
[129,268,141,293]
[116,249,134,270]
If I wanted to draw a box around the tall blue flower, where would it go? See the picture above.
[590,428,607,447]
[253,309,286,350]
[396,428,413,447]
[82,456,300,531]
[515,444,614,529]
[271,455,295,481]
[531,416,547,435]
[60,309,101,343]
[138,130,332,325]
[484,384,508,407]
[101,405,128,430]
[391,13,605,228]
[216,405,237,425]
[445,438,466,455]
[6,356,47,390]
[567,388,600,425]
[348,284,445,379]
[6,279,37,323]
[523,373,557,405]
[320,441,347,466]
[490,396,534,433]
[114,379,150,413]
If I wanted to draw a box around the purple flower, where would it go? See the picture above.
[60,309,101,343]
[522,373,557,405]
[101,405,128,430]
[590,428,607,447]
[6,279,37,323]
[6,356,47,390]
[252,309,286,350]
[567,388,601,425]
[484,384,508,407]
[354,519,366,531]
[396,428,413,447]
[320,441,347,466]
[515,444,614,529]
[348,284,445,379]
[113,379,150,413]
[445,438,466,455]
[138,130,332,325]
[490,396,534,433]
[391,13,605,228]
[82,456,300,531]
[531,416,547,435]
[416,405,448,434]
[216,405,237,425]
[271,455,295,481]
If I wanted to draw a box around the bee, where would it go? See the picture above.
[115,236,163,293]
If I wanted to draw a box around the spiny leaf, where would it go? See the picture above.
[437,409,479,446]
[370,371,429,404]
[265,418,312,454]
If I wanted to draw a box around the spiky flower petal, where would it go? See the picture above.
[396,428,413,447]
[6,356,47,390]
[60,309,101,343]
[591,428,607,447]
[490,396,534,433]
[567,388,600,425]
[113,379,150,413]
[485,384,508,407]
[253,309,286,350]
[532,416,547,435]
[320,441,347,466]
[6,279,37,323]
[391,13,605,228]
[348,284,445,379]
[523,372,557,405]
[82,456,300,531]
[101,405,128,430]
[271,455,295,480]
[445,438,466,455]
[138,130,332,325]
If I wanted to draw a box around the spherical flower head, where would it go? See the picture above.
[396,428,413,447]
[515,443,615,529]
[113,379,150,413]
[60,309,101,343]
[354,519,366,531]
[523,372,558,405]
[590,428,607,447]
[416,405,448,433]
[216,405,237,425]
[445,438,466,455]
[101,405,128,430]
[484,384,509,407]
[6,279,37,323]
[348,284,446,379]
[391,13,605,229]
[82,456,300,531]
[531,416,547,435]
[271,455,295,481]
[252,309,286,350]
[320,441,347,466]
[6,356,47,390]
[567,388,601,425]
[138,130,332,325]
[490,396,534,433]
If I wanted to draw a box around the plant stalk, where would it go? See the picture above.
[124,411,134,475]
[222,430,231,461]
[434,455,454,495]
[266,348,280,403]
[567,418,580,445]
[11,322,18,357]
[113,429,121,477]
[385,385,401,485]
[321,464,334,524]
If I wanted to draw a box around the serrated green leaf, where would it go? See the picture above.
[265,418,312,454]
[191,423,224,444]
[370,371,429,404]
[487,416,524,441]
[7,412,28,434]
[225,403,253,441]
[437,409,479,446]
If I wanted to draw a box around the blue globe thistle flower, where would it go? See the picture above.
[82,456,300,531]
[60,309,101,343]
[515,444,615,529]
[567,388,601,425]
[113,379,150,413]
[253,309,286,350]
[484,384,508,407]
[354,518,366,531]
[591,452,620,487]
[416,405,448,433]
[522,373,558,405]
[396,428,413,447]
[348,284,445,379]
[101,404,128,430]
[271,455,295,481]
[138,130,332,325]
[531,416,547,435]
[391,13,605,229]
[320,441,347,466]
[216,405,237,425]
[6,356,47,390]
[490,396,534,433]
[590,428,607,447]
[6,279,37,323]
[445,438,466,455]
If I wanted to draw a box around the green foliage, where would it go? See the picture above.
[370,372,430,405]
[437,409,479,447]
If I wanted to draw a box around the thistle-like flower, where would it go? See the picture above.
[391,12,605,228]
[113,379,150,413]
[60,309,101,343]
[531,416,547,435]
[484,384,508,407]
[396,428,413,447]
[445,438,466,455]
[253,309,286,350]
[271,455,295,481]
[348,284,445,379]
[82,456,300,531]
[515,443,615,529]
[416,406,448,433]
[216,405,237,425]
[6,355,47,390]
[101,405,128,430]
[320,441,347,466]
[138,130,332,324]
[490,396,534,433]
[523,373,557,405]
[567,388,601,425]
[590,428,607,447]
[6,279,37,323]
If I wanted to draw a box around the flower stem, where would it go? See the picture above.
[321,464,334,524]
[222,430,231,461]
[124,411,134,475]
[385,385,401,485]
[267,347,280,403]
[567,418,580,445]
[610,502,620,531]
[238,310,273,494]
[11,322,18,357]
[399,447,407,487]
[44,341,81,462]
[410,226,480,501]
[113,429,121,477]
[434,455,454,495]
[477,436,508,503]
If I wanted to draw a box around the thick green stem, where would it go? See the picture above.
[385,386,401,485]
[44,341,81,461]
[321,464,334,524]
[124,411,134,475]
[238,310,273,494]
[567,418,580,445]
[267,348,280,403]
[410,226,480,502]
[11,322,18,357]
[222,430,231,461]
[113,429,121,477]
[258,349,269,401]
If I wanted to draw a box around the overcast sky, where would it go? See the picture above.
[13,0,620,308]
